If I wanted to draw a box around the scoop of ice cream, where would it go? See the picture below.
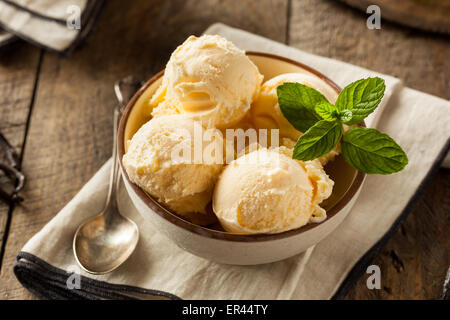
[150,35,263,129]
[123,115,223,215]
[275,145,334,223]
[250,73,341,165]
[212,147,334,234]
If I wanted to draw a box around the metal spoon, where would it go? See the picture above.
[73,76,142,274]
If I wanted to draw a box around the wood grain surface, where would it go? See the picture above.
[0,44,41,261]
[339,0,450,34]
[0,0,448,300]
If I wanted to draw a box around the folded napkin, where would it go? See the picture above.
[0,28,17,47]
[14,24,450,300]
[0,0,105,54]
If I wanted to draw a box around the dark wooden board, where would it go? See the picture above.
[344,167,450,299]
[0,43,41,273]
[0,0,448,300]
[290,0,450,99]
[339,0,450,34]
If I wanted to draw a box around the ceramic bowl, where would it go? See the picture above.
[118,52,365,265]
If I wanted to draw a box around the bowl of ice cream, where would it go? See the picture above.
[118,35,365,265]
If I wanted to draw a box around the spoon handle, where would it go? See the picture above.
[105,76,142,213]
[105,107,121,211]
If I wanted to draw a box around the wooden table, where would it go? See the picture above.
[0,0,448,300]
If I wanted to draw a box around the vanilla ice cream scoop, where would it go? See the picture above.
[123,115,223,215]
[250,73,341,165]
[212,147,334,234]
[151,35,263,129]
[276,145,334,223]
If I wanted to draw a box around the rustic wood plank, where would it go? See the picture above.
[0,43,41,265]
[345,169,450,299]
[339,0,450,34]
[289,0,450,299]
[3,0,445,300]
[289,0,449,99]
[0,0,288,300]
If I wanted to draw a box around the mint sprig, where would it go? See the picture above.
[277,77,408,174]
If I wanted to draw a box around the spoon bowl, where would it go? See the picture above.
[73,204,139,274]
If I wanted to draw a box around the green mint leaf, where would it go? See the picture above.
[293,120,343,161]
[277,82,327,132]
[315,102,338,121]
[342,127,408,174]
[338,109,353,123]
[335,77,386,125]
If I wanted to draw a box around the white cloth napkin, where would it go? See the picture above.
[0,0,104,53]
[17,24,450,300]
